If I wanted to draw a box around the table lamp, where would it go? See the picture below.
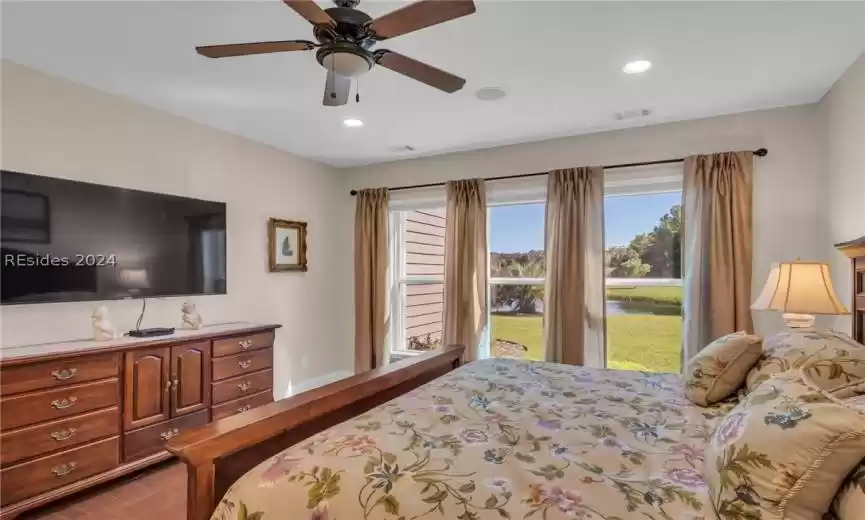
[751,261,849,328]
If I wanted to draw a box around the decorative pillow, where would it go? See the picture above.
[683,331,762,406]
[744,329,865,393]
[831,461,865,520]
[704,367,865,520]
[831,394,865,520]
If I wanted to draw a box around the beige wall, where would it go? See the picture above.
[345,104,830,335]
[0,61,354,397]
[820,53,865,333]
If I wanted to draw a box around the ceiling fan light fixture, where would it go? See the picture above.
[321,49,374,78]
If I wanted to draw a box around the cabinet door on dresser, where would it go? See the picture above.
[170,342,210,417]
[123,347,171,430]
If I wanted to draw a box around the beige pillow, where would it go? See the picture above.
[704,367,865,520]
[831,393,865,520]
[745,330,865,393]
[832,462,865,520]
[683,331,762,406]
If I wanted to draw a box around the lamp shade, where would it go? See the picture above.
[751,261,849,315]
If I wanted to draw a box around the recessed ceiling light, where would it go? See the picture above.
[623,60,652,74]
[475,87,507,102]
[343,118,364,128]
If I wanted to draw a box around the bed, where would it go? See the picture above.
[167,345,736,520]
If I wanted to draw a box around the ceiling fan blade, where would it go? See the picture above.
[376,51,465,93]
[368,0,475,40]
[196,40,314,58]
[323,70,351,106]
[283,0,335,26]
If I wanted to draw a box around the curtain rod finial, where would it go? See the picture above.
[754,148,768,157]
[350,190,358,196]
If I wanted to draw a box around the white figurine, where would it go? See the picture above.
[181,301,203,330]
[92,305,118,341]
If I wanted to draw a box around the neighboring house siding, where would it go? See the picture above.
[404,209,445,348]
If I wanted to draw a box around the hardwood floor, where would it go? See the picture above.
[21,461,185,520]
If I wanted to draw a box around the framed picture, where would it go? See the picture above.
[268,218,307,272]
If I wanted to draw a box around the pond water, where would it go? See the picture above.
[492,300,681,316]
[606,300,681,316]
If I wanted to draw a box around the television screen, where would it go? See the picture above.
[1,170,227,304]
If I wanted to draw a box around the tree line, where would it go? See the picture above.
[489,204,682,314]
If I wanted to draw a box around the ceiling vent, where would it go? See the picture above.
[614,108,652,121]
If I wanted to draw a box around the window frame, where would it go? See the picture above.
[486,199,547,359]
[387,170,684,359]
[388,210,446,357]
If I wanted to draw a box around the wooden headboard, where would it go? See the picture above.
[836,236,865,344]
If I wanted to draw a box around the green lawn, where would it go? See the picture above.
[491,286,682,373]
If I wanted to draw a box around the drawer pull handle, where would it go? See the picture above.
[51,462,77,477]
[237,405,252,413]
[51,368,77,381]
[160,428,180,441]
[238,360,252,369]
[50,428,77,441]
[237,381,252,392]
[51,397,78,410]
[239,339,253,350]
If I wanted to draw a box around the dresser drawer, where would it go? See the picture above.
[0,407,119,466]
[0,436,119,507]
[124,409,208,462]
[212,348,272,382]
[212,369,273,405]
[1,378,119,431]
[212,331,274,358]
[211,390,273,421]
[1,354,120,395]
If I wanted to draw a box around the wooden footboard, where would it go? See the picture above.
[165,345,465,520]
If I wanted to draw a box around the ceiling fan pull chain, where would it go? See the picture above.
[356,77,361,103]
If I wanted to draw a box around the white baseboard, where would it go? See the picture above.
[285,369,354,398]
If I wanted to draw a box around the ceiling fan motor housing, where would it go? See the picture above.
[314,7,374,45]
[315,4,377,78]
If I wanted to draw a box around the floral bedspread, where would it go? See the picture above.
[213,359,736,520]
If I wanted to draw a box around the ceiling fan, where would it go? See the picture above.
[195,0,476,106]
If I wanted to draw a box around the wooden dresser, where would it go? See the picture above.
[0,323,280,518]
[837,237,865,344]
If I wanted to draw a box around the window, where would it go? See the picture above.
[388,173,683,373]
[604,191,682,373]
[391,209,446,354]
[489,202,545,361]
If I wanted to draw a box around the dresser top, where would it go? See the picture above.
[0,322,281,366]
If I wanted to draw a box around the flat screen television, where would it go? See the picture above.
[1,170,227,305]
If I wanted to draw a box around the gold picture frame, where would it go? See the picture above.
[268,218,308,272]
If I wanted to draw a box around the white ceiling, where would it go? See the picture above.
[3,1,864,168]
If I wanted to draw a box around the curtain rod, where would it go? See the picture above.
[348,148,768,196]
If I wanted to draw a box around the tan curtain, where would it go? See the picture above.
[682,151,754,361]
[354,188,389,372]
[543,167,606,366]
[443,179,487,362]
